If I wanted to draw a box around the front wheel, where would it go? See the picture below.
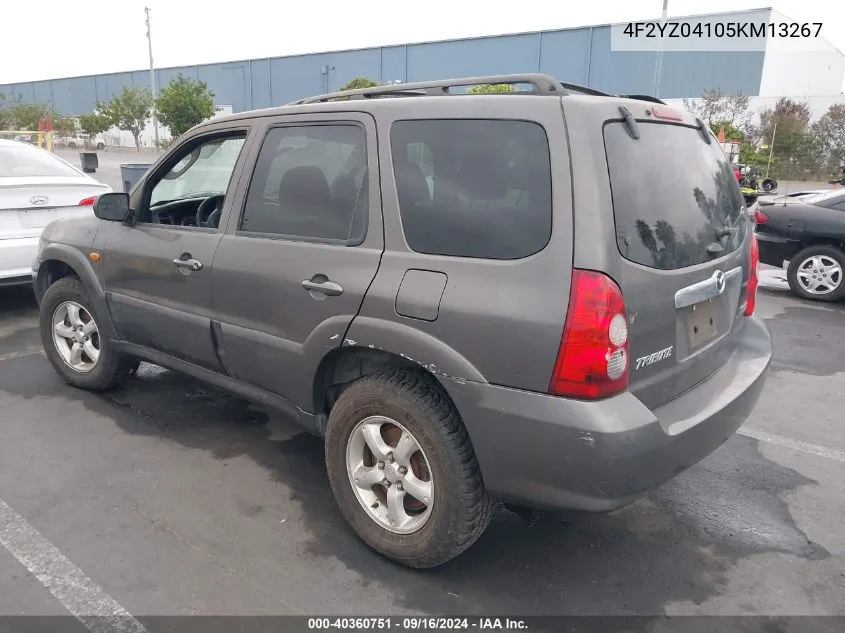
[786,245,845,302]
[324,368,493,568]
[39,277,138,390]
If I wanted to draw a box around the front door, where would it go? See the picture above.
[211,114,383,412]
[102,129,251,371]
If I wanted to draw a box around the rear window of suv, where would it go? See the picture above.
[604,121,747,270]
[390,119,552,260]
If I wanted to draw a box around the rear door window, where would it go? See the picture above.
[604,121,747,270]
[390,119,552,260]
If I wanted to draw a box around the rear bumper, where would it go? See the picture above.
[447,315,772,512]
[756,232,801,268]
[0,237,39,285]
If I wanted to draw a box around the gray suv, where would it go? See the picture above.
[33,74,772,568]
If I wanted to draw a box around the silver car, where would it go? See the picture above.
[0,139,110,287]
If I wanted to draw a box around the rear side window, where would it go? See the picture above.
[241,124,368,242]
[0,143,82,178]
[604,121,747,270]
[390,119,552,260]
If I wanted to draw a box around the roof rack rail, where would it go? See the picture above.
[287,73,614,105]
[619,94,668,105]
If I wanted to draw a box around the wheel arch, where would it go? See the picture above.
[311,322,485,436]
[35,245,118,339]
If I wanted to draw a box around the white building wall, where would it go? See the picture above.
[757,10,845,98]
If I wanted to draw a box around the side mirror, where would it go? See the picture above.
[93,193,131,222]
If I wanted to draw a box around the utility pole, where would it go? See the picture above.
[145,6,160,148]
[766,119,777,178]
[651,0,669,98]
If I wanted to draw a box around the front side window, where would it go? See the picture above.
[390,119,552,260]
[240,124,368,242]
[149,135,246,206]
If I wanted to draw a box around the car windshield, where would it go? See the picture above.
[803,190,845,205]
[0,142,83,178]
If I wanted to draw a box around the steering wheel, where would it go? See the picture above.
[196,194,225,228]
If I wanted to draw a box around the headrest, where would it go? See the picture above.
[394,160,431,208]
[278,166,331,210]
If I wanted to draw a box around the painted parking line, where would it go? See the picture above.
[740,427,845,464]
[0,496,147,633]
[0,347,44,362]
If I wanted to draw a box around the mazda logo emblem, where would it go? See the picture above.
[29,195,49,206]
[714,270,726,294]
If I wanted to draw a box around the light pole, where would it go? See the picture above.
[651,0,669,98]
[145,7,160,148]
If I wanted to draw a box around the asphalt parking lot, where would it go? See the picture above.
[2,154,844,625]
[0,270,843,624]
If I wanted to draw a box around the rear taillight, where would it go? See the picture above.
[745,234,759,316]
[79,196,96,206]
[753,209,768,224]
[549,270,629,400]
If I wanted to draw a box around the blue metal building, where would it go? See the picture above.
[1,8,841,117]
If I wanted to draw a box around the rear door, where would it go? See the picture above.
[566,98,752,409]
[210,112,383,413]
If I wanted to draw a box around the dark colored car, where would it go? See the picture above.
[755,189,845,301]
[32,74,772,568]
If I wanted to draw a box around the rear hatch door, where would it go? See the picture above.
[597,105,752,409]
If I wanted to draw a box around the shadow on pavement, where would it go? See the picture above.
[0,356,828,618]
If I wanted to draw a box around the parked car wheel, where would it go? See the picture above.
[786,245,845,302]
[39,277,138,390]
[324,367,493,568]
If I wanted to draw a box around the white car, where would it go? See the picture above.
[0,139,110,288]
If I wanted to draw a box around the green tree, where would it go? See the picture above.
[709,119,746,142]
[155,75,216,138]
[99,87,153,151]
[79,112,113,147]
[810,104,845,172]
[9,101,58,131]
[54,116,77,137]
[753,98,821,179]
[340,77,379,91]
[683,88,751,131]
[468,83,516,94]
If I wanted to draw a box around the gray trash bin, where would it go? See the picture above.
[79,152,98,173]
[120,163,152,193]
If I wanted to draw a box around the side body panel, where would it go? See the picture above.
[349,96,574,393]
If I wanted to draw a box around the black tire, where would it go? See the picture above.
[39,276,138,390]
[324,367,494,568]
[786,245,845,302]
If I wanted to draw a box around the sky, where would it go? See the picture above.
[1,0,844,84]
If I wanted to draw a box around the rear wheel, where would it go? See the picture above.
[786,245,845,302]
[324,368,493,568]
[39,277,138,390]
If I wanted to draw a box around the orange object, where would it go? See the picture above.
[89,252,101,262]
[717,127,726,143]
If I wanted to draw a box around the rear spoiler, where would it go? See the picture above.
[619,94,668,105]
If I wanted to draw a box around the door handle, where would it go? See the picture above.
[173,257,203,271]
[301,278,343,296]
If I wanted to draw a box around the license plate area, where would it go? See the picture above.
[685,299,719,350]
